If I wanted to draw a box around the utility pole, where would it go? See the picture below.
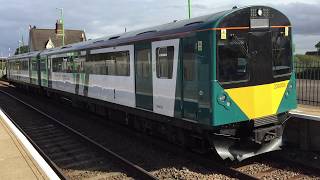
[57,8,65,46]
[188,0,191,19]
[18,41,21,54]
[18,31,20,54]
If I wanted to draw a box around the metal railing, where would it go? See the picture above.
[295,61,320,106]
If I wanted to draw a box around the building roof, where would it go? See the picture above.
[29,27,86,51]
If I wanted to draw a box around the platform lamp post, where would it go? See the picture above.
[57,8,65,46]
[188,0,191,19]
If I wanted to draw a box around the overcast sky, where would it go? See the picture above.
[0,0,319,56]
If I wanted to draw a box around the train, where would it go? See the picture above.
[6,6,297,161]
[0,57,6,79]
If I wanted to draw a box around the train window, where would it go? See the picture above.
[21,60,28,71]
[31,58,37,71]
[105,59,115,75]
[136,49,151,79]
[183,40,197,81]
[116,51,130,76]
[74,56,85,73]
[65,57,74,73]
[52,57,63,72]
[87,50,130,76]
[40,58,47,71]
[218,34,249,83]
[272,29,292,76]
[156,46,174,79]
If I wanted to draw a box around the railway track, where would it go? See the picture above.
[0,81,319,179]
[0,89,157,180]
[231,156,320,180]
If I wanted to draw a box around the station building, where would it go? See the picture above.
[28,20,86,51]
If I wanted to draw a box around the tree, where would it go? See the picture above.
[316,42,320,52]
[14,45,29,55]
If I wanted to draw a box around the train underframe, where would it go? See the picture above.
[9,80,287,161]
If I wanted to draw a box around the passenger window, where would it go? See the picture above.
[115,51,130,76]
[87,50,130,76]
[31,59,38,71]
[52,57,63,72]
[73,56,86,73]
[156,46,174,79]
[40,58,47,71]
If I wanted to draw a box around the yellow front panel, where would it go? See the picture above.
[225,80,289,119]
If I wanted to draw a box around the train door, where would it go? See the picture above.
[39,55,49,87]
[135,43,153,110]
[152,39,180,116]
[249,31,273,84]
[28,58,32,84]
[181,37,199,120]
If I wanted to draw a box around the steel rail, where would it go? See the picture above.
[0,89,158,180]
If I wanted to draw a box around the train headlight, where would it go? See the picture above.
[226,101,231,107]
[257,9,263,16]
[289,84,293,89]
[219,95,227,102]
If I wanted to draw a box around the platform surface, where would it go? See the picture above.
[290,104,320,121]
[0,116,50,180]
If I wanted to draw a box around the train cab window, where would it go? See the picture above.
[218,34,249,83]
[272,28,292,76]
[156,46,174,79]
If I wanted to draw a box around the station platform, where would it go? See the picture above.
[290,104,320,121]
[286,104,320,151]
[0,109,60,180]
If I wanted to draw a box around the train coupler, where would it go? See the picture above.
[253,125,283,144]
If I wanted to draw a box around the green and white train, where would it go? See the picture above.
[0,57,6,78]
[7,6,297,161]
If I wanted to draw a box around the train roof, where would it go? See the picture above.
[7,51,41,61]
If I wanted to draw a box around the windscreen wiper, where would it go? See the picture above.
[230,34,251,58]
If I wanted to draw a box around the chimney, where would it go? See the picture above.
[56,20,63,36]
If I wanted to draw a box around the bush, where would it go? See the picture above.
[295,55,320,79]
[295,55,320,66]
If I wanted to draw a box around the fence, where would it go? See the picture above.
[295,61,320,106]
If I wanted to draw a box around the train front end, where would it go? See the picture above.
[211,6,297,161]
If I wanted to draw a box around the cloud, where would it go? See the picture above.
[277,2,320,35]
[294,34,320,54]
